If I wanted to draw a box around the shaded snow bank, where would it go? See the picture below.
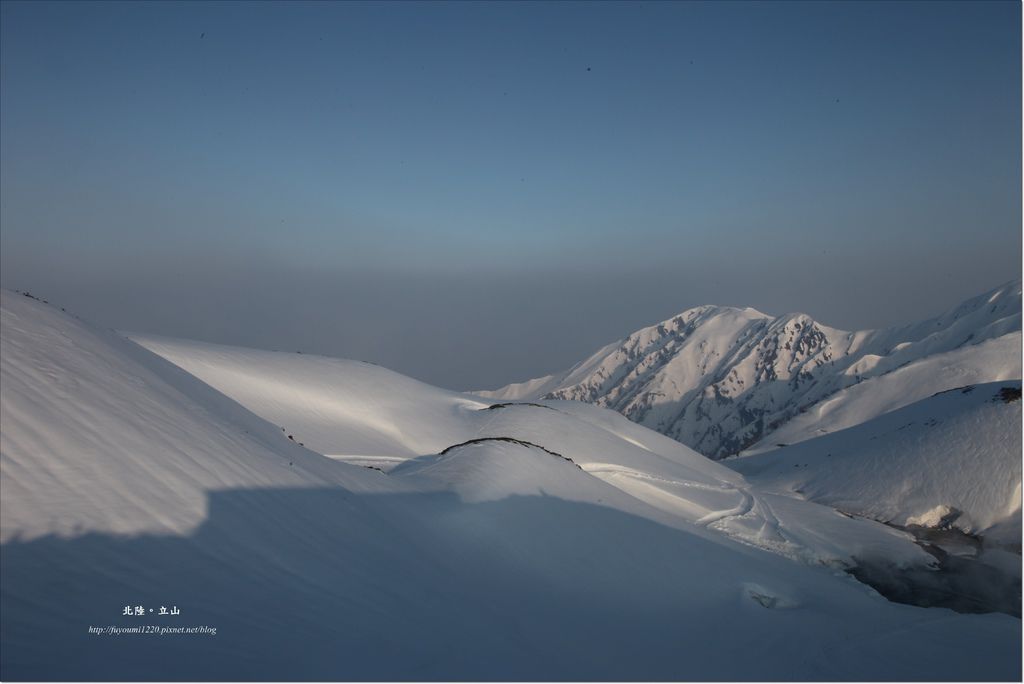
[729,382,1022,536]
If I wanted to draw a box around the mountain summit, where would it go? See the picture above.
[479,281,1022,459]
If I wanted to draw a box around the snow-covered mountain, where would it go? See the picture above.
[480,281,1022,459]
[4,290,1020,680]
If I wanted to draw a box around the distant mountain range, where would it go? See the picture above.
[479,280,1022,459]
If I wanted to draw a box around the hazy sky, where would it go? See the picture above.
[1,1,1020,390]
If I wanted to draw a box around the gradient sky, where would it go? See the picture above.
[1,0,1020,390]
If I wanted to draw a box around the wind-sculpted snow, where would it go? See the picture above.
[3,291,1021,680]
[481,280,1022,459]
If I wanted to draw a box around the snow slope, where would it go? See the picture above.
[480,281,1021,459]
[2,291,1021,680]
[129,333,486,461]
[0,293,372,542]
[131,332,933,570]
[729,381,1023,539]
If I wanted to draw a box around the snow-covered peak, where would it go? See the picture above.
[479,281,1022,459]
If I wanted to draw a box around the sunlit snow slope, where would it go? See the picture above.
[2,290,1020,680]
[481,281,1021,459]
[132,332,931,569]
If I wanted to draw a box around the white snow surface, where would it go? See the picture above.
[1,294,369,542]
[743,333,1022,454]
[2,290,1020,680]
[729,381,1023,538]
[130,331,934,570]
[480,281,1022,459]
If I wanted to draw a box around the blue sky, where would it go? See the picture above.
[1,1,1020,388]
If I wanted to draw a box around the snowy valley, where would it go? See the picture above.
[0,286,1020,680]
